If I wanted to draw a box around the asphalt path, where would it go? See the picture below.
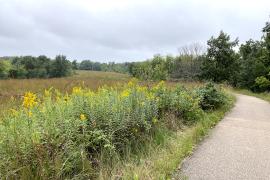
[177,94,270,180]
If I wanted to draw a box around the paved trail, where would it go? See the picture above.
[178,94,270,180]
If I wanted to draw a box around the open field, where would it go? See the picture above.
[0,71,204,117]
[0,71,130,116]
[0,70,129,97]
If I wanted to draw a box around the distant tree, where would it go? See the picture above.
[0,60,11,78]
[9,57,27,78]
[171,44,204,80]
[79,60,101,71]
[50,55,73,77]
[72,60,78,70]
[200,31,239,85]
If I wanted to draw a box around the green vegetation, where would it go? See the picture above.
[0,55,73,79]
[79,60,130,73]
[232,88,270,103]
[0,71,130,118]
[128,20,270,93]
[196,82,227,110]
[129,52,202,81]
[117,94,235,179]
[0,79,231,179]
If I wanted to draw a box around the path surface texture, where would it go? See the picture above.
[179,94,270,180]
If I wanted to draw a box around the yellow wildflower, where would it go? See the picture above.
[72,87,82,94]
[86,90,95,97]
[44,89,50,97]
[22,92,37,108]
[44,87,53,97]
[128,78,138,87]
[153,81,165,91]
[146,92,155,100]
[80,114,87,121]
[137,86,147,92]
[121,89,130,98]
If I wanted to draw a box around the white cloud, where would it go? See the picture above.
[0,0,269,61]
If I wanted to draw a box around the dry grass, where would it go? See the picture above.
[0,70,130,117]
[0,71,203,118]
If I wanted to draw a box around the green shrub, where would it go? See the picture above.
[254,76,270,92]
[196,82,226,110]
[152,82,203,124]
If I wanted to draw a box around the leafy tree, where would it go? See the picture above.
[254,76,270,92]
[0,60,11,78]
[72,60,78,70]
[200,31,239,85]
[49,55,73,77]
[9,57,27,78]
[262,21,270,65]
[238,40,267,89]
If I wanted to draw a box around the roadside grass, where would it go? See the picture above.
[99,93,235,179]
[232,88,270,103]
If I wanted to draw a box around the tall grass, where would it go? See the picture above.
[0,71,130,118]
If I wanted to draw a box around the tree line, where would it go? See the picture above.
[77,60,130,73]
[0,56,130,79]
[0,55,74,79]
[129,20,270,92]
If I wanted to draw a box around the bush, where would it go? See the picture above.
[254,76,270,92]
[196,82,226,110]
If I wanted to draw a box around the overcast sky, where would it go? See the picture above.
[0,0,269,62]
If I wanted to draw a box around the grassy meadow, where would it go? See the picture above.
[0,71,129,116]
[0,70,234,179]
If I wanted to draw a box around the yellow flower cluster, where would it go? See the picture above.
[80,114,87,121]
[121,89,130,98]
[22,92,37,109]
[72,87,82,94]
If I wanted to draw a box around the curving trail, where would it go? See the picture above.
[178,94,270,180]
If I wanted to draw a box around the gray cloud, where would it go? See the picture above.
[0,0,269,62]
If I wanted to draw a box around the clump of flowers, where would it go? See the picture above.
[80,114,87,121]
[120,89,130,98]
[22,92,38,109]
[72,87,82,94]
